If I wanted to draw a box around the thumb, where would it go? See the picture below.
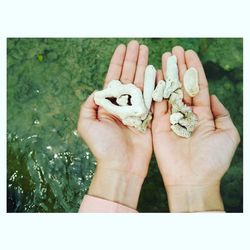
[210,95,237,132]
[79,91,98,120]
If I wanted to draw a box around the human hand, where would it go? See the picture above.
[152,46,240,212]
[77,40,152,209]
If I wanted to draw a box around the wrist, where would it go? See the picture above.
[166,183,225,212]
[88,166,145,210]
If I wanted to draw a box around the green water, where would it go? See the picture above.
[7,38,243,212]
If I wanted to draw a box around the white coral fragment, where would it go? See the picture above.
[170,112,184,125]
[138,112,152,133]
[152,55,199,138]
[171,124,191,138]
[152,80,166,102]
[183,67,199,97]
[179,116,197,132]
[169,90,183,104]
[172,100,192,114]
[123,116,142,127]
[116,95,129,106]
[163,80,172,99]
[143,65,156,110]
[93,65,156,132]
[166,55,179,84]
[94,80,147,120]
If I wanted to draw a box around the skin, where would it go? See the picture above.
[77,41,152,209]
[152,46,240,212]
[78,41,240,212]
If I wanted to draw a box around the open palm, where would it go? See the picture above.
[152,46,240,187]
[78,41,152,179]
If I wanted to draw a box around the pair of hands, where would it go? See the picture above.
[77,40,240,212]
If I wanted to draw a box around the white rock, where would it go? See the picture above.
[183,67,199,97]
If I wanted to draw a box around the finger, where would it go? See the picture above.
[104,44,126,87]
[211,95,238,133]
[79,91,98,121]
[120,40,140,84]
[134,44,149,90]
[162,52,172,79]
[153,70,168,118]
[185,50,210,107]
[172,46,192,106]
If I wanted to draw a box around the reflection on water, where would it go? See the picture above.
[7,38,103,212]
[7,38,243,212]
[8,132,95,212]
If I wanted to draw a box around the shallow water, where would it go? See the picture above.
[7,38,243,212]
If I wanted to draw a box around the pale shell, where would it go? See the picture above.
[183,67,199,97]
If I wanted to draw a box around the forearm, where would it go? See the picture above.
[87,166,145,210]
[165,183,225,212]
